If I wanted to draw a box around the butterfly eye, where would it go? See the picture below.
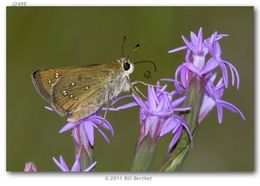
[123,62,131,71]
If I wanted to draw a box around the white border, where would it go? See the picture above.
[1,0,258,186]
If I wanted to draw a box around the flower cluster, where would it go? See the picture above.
[133,83,192,149]
[44,107,114,172]
[60,112,114,146]
[24,161,37,172]
[111,82,193,151]
[169,27,246,124]
[53,112,114,172]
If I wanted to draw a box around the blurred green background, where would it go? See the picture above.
[7,7,254,172]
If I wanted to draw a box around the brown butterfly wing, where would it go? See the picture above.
[32,68,74,102]
[50,62,122,121]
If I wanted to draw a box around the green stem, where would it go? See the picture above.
[160,77,205,172]
[131,136,157,171]
[80,148,93,171]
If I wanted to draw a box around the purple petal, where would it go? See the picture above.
[216,34,228,41]
[171,121,181,135]
[168,45,187,53]
[185,49,191,62]
[213,42,221,58]
[218,100,246,121]
[156,95,168,112]
[180,67,187,88]
[198,95,216,123]
[201,58,219,75]
[84,161,97,172]
[169,126,182,150]
[175,116,193,147]
[93,124,110,143]
[79,124,90,147]
[197,27,203,49]
[156,81,161,91]
[171,96,187,107]
[59,156,69,170]
[147,85,158,110]
[185,63,202,76]
[219,63,229,88]
[158,84,168,93]
[91,115,108,125]
[72,127,81,146]
[190,31,198,48]
[172,107,191,112]
[215,79,225,98]
[147,116,160,137]
[222,60,240,89]
[71,155,81,172]
[204,41,213,56]
[174,64,183,88]
[147,110,173,117]
[24,162,37,172]
[229,65,235,87]
[59,122,78,133]
[160,77,179,84]
[208,32,217,44]
[216,104,223,124]
[164,94,174,111]
[52,156,69,172]
[110,95,133,105]
[84,121,95,146]
[182,35,196,53]
[160,117,177,137]
[100,120,114,137]
[231,64,240,89]
[132,93,148,111]
[215,77,224,89]
[92,116,111,128]
[209,72,218,83]
[106,102,138,111]
[205,81,215,98]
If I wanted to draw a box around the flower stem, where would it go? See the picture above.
[80,148,93,171]
[131,135,157,171]
[160,77,205,171]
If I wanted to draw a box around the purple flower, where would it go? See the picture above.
[53,155,97,172]
[169,27,245,125]
[169,27,207,56]
[170,27,238,90]
[199,73,246,124]
[24,161,37,172]
[114,82,192,150]
[136,85,191,143]
[59,112,114,146]
[205,32,240,88]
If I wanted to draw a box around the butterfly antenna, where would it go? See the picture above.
[127,44,140,59]
[121,36,127,57]
[134,60,157,79]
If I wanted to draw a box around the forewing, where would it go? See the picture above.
[50,63,121,121]
[32,68,74,102]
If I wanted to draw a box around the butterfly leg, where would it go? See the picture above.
[102,91,113,120]
[131,80,166,99]
[131,80,159,88]
[100,89,116,127]
[132,84,147,99]
[124,78,147,99]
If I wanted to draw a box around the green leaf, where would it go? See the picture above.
[160,77,205,172]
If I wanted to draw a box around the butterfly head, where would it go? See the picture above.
[118,58,134,76]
